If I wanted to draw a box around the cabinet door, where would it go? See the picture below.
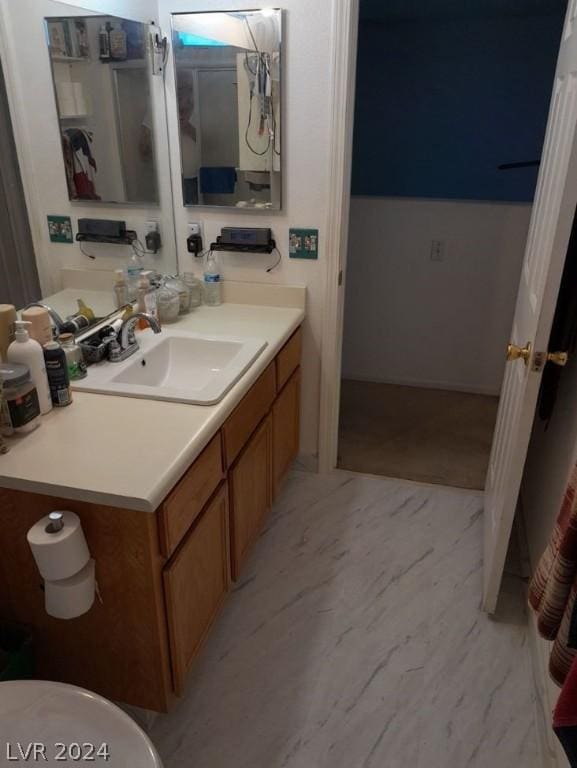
[163,483,230,695]
[229,414,272,580]
[272,367,301,497]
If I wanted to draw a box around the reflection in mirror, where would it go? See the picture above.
[45,16,159,205]
[172,10,281,210]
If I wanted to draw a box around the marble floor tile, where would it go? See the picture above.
[150,471,542,768]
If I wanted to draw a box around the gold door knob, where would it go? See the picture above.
[507,342,532,365]
[547,351,568,366]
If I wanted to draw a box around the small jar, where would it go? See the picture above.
[165,276,191,315]
[0,363,41,435]
[183,272,202,309]
[59,333,87,380]
[156,285,180,324]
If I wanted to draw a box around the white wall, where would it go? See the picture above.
[161,0,335,459]
[0,0,178,295]
[342,197,532,395]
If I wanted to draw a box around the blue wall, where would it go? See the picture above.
[351,13,564,201]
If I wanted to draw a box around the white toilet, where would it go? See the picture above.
[0,680,163,767]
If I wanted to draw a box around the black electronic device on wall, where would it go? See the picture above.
[76,218,137,245]
[210,227,275,254]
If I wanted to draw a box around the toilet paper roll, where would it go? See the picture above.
[56,82,76,117]
[45,559,96,620]
[27,511,90,582]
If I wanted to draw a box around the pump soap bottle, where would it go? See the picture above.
[7,321,52,415]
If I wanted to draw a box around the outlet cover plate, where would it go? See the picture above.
[47,215,73,243]
[289,228,318,259]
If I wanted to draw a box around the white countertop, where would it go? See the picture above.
[0,301,304,512]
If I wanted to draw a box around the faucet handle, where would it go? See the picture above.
[123,322,137,349]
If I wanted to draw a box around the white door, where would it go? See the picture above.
[484,0,577,613]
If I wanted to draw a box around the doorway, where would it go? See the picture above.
[337,0,566,490]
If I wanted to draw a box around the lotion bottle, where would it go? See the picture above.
[7,321,52,414]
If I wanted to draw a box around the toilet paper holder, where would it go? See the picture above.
[27,511,96,620]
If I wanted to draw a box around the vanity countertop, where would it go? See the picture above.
[0,301,304,512]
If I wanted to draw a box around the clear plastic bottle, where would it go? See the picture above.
[203,252,221,306]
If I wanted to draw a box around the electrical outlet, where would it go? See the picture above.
[430,239,445,261]
[188,222,202,238]
[145,220,159,235]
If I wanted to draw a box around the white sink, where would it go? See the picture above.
[72,330,267,405]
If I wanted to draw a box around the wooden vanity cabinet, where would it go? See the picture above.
[0,325,302,712]
[224,327,301,578]
[163,482,230,695]
[272,367,301,496]
[0,489,174,712]
[229,414,272,579]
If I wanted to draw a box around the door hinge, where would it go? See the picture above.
[338,270,343,286]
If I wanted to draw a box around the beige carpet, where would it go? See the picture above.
[338,380,499,490]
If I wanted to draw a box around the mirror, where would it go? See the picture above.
[45,15,159,205]
[171,10,282,210]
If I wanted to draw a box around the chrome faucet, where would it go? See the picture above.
[24,302,65,333]
[109,312,162,362]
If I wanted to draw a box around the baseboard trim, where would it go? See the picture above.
[340,373,501,397]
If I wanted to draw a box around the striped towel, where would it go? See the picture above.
[529,463,577,686]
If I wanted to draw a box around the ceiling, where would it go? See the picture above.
[360,0,567,22]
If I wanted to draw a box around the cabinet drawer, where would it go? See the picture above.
[222,363,276,467]
[164,482,230,695]
[159,433,224,557]
[273,367,301,497]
